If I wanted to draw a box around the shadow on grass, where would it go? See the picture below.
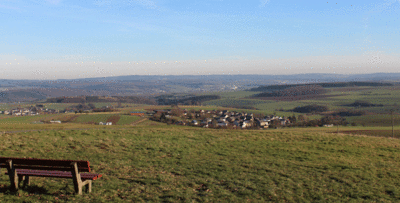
[25,185,50,195]
[0,185,50,195]
[0,185,13,194]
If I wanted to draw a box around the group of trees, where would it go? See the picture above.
[250,81,393,92]
[291,104,366,117]
[293,104,329,113]
[64,103,93,112]
[254,85,327,98]
[290,115,348,127]
[47,96,157,105]
[222,105,257,110]
[64,103,117,113]
[333,109,365,117]
[156,95,220,105]
[346,100,383,107]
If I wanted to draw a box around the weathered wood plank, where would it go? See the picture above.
[6,160,18,190]
[5,169,101,180]
[2,165,90,172]
[0,157,90,172]
[71,162,82,195]
[1,157,101,194]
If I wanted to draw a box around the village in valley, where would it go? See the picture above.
[0,104,58,116]
[149,107,293,129]
[0,101,345,128]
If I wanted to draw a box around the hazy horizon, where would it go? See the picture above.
[1,0,400,80]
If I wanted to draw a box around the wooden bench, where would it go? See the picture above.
[0,157,102,195]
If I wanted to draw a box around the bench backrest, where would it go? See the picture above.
[0,157,91,172]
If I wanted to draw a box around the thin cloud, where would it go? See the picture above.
[132,0,157,9]
[260,0,270,7]
[45,0,62,5]
[94,0,158,9]
[0,4,20,10]
[93,0,112,6]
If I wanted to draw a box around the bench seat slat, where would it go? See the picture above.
[1,157,102,195]
[0,157,90,172]
[6,169,102,181]
[0,164,90,172]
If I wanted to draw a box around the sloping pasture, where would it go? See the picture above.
[1,123,400,202]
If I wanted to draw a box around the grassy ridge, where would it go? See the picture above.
[1,123,400,202]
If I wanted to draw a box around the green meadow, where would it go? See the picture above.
[203,85,400,126]
[1,85,400,201]
[0,121,400,202]
[1,122,400,202]
[0,113,143,126]
[116,115,142,125]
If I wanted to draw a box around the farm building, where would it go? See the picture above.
[130,112,146,116]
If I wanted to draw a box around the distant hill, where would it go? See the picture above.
[249,81,394,92]
[0,73,399,103]
[0,90,46,103]
[45,96,157,105]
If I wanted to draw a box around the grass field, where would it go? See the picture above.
[116,115,142,125]
[0,115,56,124]
[2,85,400,128]
[1,86,400,201]
[72,114,117,124]
[0,103,140,112]
[201,85,400,126]
[0,113,137,126]
[1,122,400,202]
[208,86,400,110]
[340,130,400,138]
[345,114,400,127]
[203,99,266,109]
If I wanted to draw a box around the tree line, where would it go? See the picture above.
[46,96,157,105]
[250,81,393,92]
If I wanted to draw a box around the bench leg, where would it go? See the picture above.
[71,162,94,195]
[6,160,18,190]
[77,185,83,195]
[18,176,23,187]
[72,178,83,195]
[23,176,30,188]
[71,162,83,195]
[18,176,30,188]
[83,180,92,193]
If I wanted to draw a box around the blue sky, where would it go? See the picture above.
[1,0,400,79]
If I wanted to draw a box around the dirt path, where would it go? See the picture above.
[130,118,148,125]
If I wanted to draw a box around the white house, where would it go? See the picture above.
[323,124,334,127]
[242,120,252,128]
[99,122,112,125]
[257,119,270,128]
[217,122,229,127]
